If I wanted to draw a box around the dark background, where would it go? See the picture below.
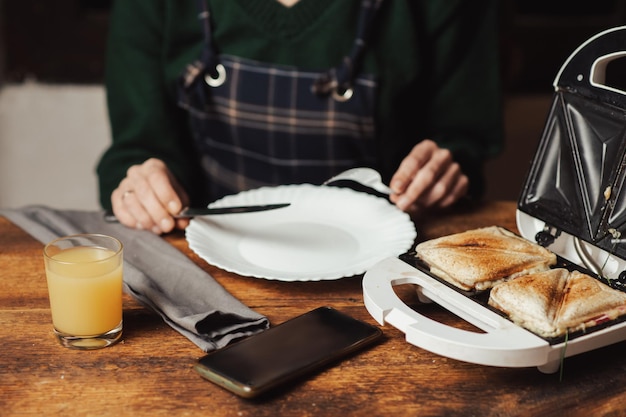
[1,0,625,201]
[1,0,624,90]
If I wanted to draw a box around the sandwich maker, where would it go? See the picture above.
[362,26,626,373]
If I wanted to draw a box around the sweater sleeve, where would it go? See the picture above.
[96,0,205,210]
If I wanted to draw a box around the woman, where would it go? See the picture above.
[97,0,503,234]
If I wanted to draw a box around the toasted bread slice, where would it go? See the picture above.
[414,226,557,291]
[488,268,568,338]
[555,270,626,334]
[489,268,626,338]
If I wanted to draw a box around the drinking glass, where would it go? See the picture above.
[43,234,123,349]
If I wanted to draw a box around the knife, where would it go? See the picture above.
[103,203,290,222]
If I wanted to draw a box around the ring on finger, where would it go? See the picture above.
[122,190,134,200]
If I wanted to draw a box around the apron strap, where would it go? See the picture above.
[180,0,223,88]
[195,0,225,84]
[312,0,385,101]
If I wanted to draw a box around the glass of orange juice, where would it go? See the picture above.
[43,234,123,350]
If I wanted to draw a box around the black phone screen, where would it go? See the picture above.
[194,306,382,398]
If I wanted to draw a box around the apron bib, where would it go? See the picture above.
[178,0,382,201]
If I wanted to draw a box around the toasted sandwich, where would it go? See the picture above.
[489,268,626,338]
[414,226,557,291]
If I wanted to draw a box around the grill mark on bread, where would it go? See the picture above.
[489,268,626,338]
[414,226,556,291]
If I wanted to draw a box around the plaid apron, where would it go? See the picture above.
[178,0,382,201]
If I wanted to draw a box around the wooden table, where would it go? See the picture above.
[2,201,626,417]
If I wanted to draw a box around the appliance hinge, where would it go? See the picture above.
[534,225,561,247]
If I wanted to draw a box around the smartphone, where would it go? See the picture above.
[194,306,382,398]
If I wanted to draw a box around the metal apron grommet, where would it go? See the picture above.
[332,87,354,102]
[205,64,226,87]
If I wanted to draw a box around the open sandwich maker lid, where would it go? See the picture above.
[517,25,626,281]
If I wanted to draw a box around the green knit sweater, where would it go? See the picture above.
[97,0,503,209]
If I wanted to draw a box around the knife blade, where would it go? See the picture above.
[103,203,290,222]
[176,203,290,218]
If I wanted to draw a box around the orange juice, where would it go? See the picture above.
[45,246,123,336]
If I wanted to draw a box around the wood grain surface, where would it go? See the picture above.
[2,201,626,417]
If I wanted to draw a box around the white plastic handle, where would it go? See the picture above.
[362,257,551,368]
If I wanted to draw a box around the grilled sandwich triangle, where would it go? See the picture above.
[414,226,557,291]
[489,269,626,338]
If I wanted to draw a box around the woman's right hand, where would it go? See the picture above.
[389,139,468,212]
[111,158,190,234]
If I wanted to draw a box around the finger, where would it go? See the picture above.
[111,187,141,229]
[437,173,469,208]
[149,167,188,216]
[115,185,184,234]
[124,164,169,233]
[142,177,179,234]
[175,218,191,231]
[417,161,462,207]
[143,160,191,233]
[111,159,189,234]
[395,147,453,210]
[130,159,190,233]
[112,176,147,227]
[123,188,159,232]
[389,140,437,194]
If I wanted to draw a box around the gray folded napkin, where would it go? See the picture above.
[1,205,269,352]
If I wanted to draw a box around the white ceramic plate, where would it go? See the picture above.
[185,184,417,281]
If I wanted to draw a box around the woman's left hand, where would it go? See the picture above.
[389,139,468,212]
